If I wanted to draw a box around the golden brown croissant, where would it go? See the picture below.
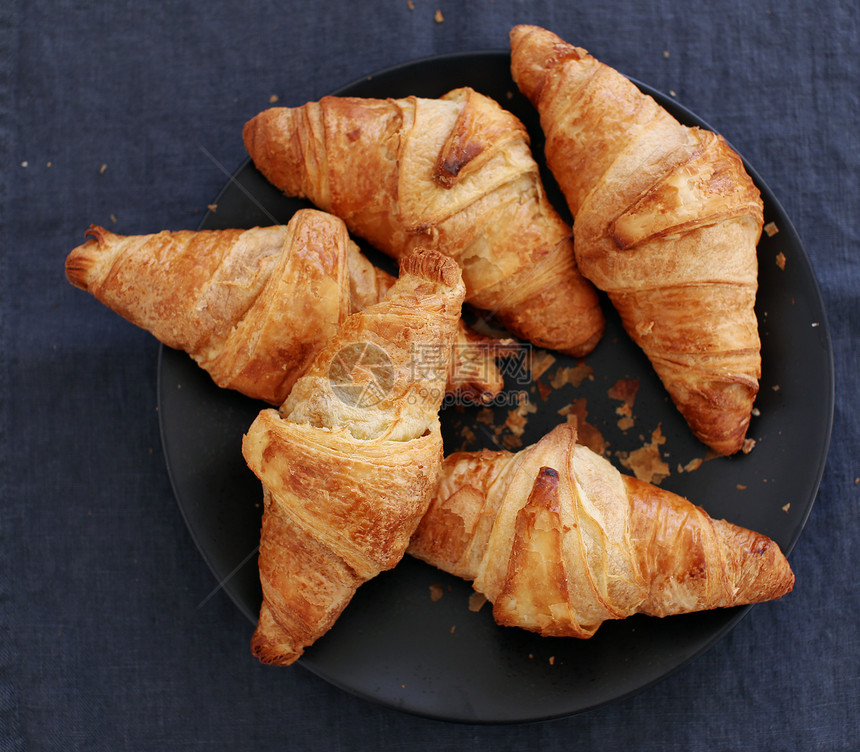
[243,86,605,356]
[510,25,764,455]
[242,248,465,665]
[65,209,503,404]
[346,245,512,403]
[409,422,794,638]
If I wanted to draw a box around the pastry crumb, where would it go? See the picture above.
[503,394,537,441]
[99,163,107,174]
[617,416,634,431]
[782,503,791,513]
[764,221,779,237]
[678,457,703,473]
[468,592,487,612]
[617,425,670,484]
[269,94,279,104]
[548,656,555,666]
[434,8,444,22]
[501,433,522,450]
[776,252,786,270]
[558,398,607,455]
[207,203,218,212]
[737,484,747,490]
[429,583,444,602]
[549,362,593,389]
[459,424,476,445]
[609,378,639,428]
[475,407,494,425]
[530,349,556,380]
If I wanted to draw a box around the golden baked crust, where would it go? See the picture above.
[66,211,351,405]
[65,209,503,403]
[510,25,763,454]
[410,423,794,638]
[242,248,466,665]
[243,87,605,356]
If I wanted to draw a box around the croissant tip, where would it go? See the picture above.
[509,24,554,51]
[242,108,282,155]
[250,636,302,667]
[509,25,591,101]
[65,225,112,290]
[242,115,263,155]
[399,247,462,289]
[732,528,796,605]
[509,24,540,41]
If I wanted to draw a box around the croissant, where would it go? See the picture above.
[242,248,464,665]
[409,422,794,638]
[65,208,503,404]
[347,246,512,404]
[510,25,764,455]
[242,86,605,356]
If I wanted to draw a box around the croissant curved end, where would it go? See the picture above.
[65,225,112,290]
[399,247,463,289]
[509,25,589,104]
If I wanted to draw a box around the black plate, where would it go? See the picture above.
[158,51,834,723]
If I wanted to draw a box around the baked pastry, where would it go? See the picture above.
[242,248,464,665]
[409,423,794,638]
[346,244,511,403]
[65,209,503,404]
[243,86,605,356]
[510,25,764,454]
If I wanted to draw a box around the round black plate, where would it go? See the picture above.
[158,51,834,723]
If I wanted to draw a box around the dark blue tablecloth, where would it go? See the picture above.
[3,1,858,749]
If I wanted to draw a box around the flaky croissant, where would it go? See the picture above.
[510,25,764,455]
[65,208,503,404]
[243,86,605,356]
[409,423,793,638]
[242,248,464,665]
